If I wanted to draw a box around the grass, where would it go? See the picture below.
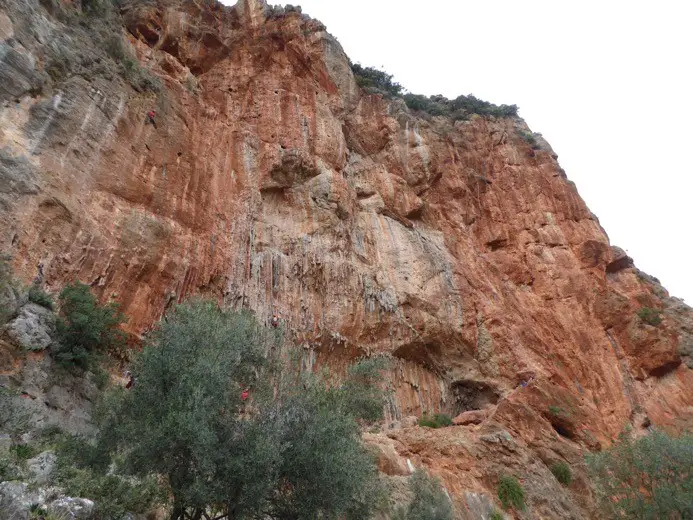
[419,413,453,428]
[637,307,663,326]
[28,286,54,310]
[550,461,572,485]
[10,443,39,461]
[548,405,566,416]
[497,475,525,511]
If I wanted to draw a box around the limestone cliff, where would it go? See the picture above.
[1,0,691,517]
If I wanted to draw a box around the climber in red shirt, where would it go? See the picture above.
[241,388,250,401]
[146,110,157,129]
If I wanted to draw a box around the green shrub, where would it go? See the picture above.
[517,130,540,149]
[550,461,572,485]
[490,511,504,520]
[54,435,163,520]
[419,413,453,428]
[497,475,525,511]
[401,92,518,120]
[0,455,20,482]
[351,63,403,97]
[587,429,693,520]
[52,282,126,370]
[28,286,54,310]
[403,94,449,116]
[637,307,663,326]
[91,365,110,390]
[396,469,453,520]
[10,443,39,461]
[548,405,565,416]
[95,299,386,520]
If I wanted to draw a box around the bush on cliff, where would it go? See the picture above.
[395,469,453,520]
[637,307,663,327]
[351,63,403,97]
[52,282,126,370]
[497,475,525,511]
[28,285,54,310]
[419,412,453,428]
[350,61,518,119]
[550,461,572,485]
[95,299,387,520]
[587,429,693,520]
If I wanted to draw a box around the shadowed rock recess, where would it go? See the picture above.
[0,0,691,517]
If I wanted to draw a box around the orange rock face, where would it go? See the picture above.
[1,0,691,516]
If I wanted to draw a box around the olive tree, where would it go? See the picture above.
[587,429,693,520]
[97,299,387,520]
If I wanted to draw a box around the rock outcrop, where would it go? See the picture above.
[0,0,691,517]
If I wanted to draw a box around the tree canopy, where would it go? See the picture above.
[587,429,693,520]
[96,299,387,520]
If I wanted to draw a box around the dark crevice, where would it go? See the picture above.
[450,380,500,415]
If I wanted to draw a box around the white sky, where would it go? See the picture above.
[225,0,693,302]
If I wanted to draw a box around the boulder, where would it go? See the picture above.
[452,409,488,426]
[605,246,634,273]
[363,433,411,476]
[27,451,56,485]
[48,497,95,520]
[400,416,419,428]
[4,303,55,351]
[0,482,61,520]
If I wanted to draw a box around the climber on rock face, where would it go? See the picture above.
[125,370,135,389]
[33,262,44,285]
[241,388,250,401]
[271,314,279,328]
[146,110,157,128]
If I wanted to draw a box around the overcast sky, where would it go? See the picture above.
[225,0,693,302]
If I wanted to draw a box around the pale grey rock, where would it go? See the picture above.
[4,303,55,351]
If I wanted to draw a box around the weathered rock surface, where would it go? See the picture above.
[4,303,55,351]
[0,482,62,520]
[0,341,98,436]
[0,0,691,517]
[48,497,95,520]
[453,409,488,426]
[26,450,56,485]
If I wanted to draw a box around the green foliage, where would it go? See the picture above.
[54,434,163,520]
[397,469,453,520]
[587,429,693,520]
[10,443,39,461]
[550,461,572,485]
[517,130,540,149]
[351,63,403,97]
[0,454,20,482]
[548,405,568,416]
[419,413,453,428]
[637,307,663,326]
[28,286,54,310]
[96,299,386,520]
[91,365,110,390]
[402,92,518,120]
[52,282,126,370]
[402,94,449,116]
[490,511,504,520]
[497,475,525,511]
